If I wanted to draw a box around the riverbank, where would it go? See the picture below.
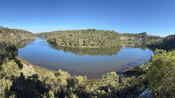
[0,48,151,97]
[18,37,153,79]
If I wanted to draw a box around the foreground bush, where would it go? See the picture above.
[148,50,175,97]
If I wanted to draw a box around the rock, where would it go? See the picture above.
[138,89,154,98]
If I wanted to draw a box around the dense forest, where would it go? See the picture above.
[38,29,161,48]
[46,29,121,48]
[0,26,36,48]
[1,26,175,97]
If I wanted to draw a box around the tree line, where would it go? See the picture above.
[37,29,161,48]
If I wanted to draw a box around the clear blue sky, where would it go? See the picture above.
[0,0,175,36]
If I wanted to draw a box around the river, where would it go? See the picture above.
[18,37,153,79]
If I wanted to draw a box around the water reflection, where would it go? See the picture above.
[50,45,122,56]
[18,37,153,79]
[16,39,35,49]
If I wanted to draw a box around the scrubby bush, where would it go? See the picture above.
[102,72,119,87]
[148,50,175,97]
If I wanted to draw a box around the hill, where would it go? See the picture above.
[148,34,175,51]
[0,26,36,48]
[38,29,161,48]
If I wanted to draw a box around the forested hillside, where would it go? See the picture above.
[148,34,175,51]
[46,29,121,48]
[38,29,161,48]
[0,26,36,48]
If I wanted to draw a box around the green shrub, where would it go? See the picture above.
[102,72,119,88]
[148,50,175,97]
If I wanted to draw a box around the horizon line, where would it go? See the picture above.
[0,25,171,37]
